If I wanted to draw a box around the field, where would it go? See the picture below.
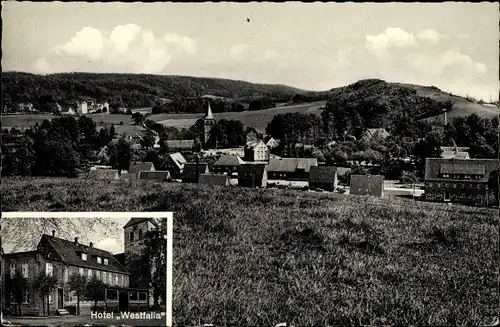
[2,177,498,326]
[1,101,326,135]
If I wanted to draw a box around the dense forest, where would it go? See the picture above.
[2,72,314,113]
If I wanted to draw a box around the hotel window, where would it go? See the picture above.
[23,290,29,304]
[46,263,54,277]
[130,232,134,242]
[138,229,143,240]
[121,275,125,287]
[10,264,16,278]
[97,257,102,264]
[442,174,449,178]
[79,267,84,276]
[453,184,457,188]
[88,269,93,279]
[108,273,113,284]
[104,258,109,265]
[139,292,147,301]
[81,253,87,261]
[22,263,28,278]
[48,293,53,303]
[115,274,119,285]
[103,271,107,283]
[96,270,101,280]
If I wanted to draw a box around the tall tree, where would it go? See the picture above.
[86,277,107,311]
[5,270,28,316]
[32,272,58,316]
[68,274,88,316]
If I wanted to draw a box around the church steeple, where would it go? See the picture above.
[205,103,214,120]
[203,102,215,147]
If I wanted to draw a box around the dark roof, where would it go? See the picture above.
[425,158,499,182]
[182,163,209,177]
[39,234,130,274]
[166,140,195,149]
[267,158,318,172]
[349,175,384,197]
[213,155,244,166]
[238,164,267,181]
[123,218,159,229]
[128,162,155,174]
[199,174,229,186]
[309,166,337,183]
[138,171,171,181]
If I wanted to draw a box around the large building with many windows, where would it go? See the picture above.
[2,218,158,316]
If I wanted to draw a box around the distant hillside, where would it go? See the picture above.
[325,79,497,130]
[2,72,310,110]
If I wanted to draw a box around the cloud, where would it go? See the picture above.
[95,238,123,254]
[35,24,198,74]
[229,44,280,62]
[416,29,443,44]
[411,48,486,76]
[53,26,104,61]
[365,27,418,56]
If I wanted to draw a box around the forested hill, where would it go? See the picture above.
[324,79,498,132]
[2,72,310,109]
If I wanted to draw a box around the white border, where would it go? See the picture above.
[1,212,173,327]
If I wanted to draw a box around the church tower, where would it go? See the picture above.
[123,218,158,306]
[203,103,215,147]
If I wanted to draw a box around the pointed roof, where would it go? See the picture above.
[205,103,214,119]
[123,218,159,229]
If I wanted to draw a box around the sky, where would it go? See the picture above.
[2,217,139,254]
[2,2,499,100]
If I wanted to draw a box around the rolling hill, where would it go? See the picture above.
[2,72,310,108]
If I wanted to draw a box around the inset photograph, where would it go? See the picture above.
[0,213,172,327]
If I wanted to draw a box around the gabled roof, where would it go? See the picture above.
[425,158,498,182]
[245,140,266,149]
[363,128,390,140]
[267,158,318,173]
[238,164,267,180]
[39,234,129,274]
[167,152,187,169]
[166,140,195,149]
[309,166,337,183]
[214,155,245,166]
[199,174,229,186]
[128,161,155,174]
[123,218,159,229]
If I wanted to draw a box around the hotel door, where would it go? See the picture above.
[58,288,64,308]
[444,191,450,201]
[119,291,129,312]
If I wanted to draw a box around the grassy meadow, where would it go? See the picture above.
[1,177,498,326]
[1,101,325,134]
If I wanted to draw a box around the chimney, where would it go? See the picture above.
[89,242,93,247]
[74,237,79,244]
[52,230,55,237]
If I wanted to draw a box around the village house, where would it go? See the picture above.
[349,174,384,197]
[361,128,390,141]
[424,158,499,206]
[138,171,171,182]
[87,169,120,180]
[308,166,338,191]
[166,140,196,153]
[160,153,187,179]
[17,102,35,112]
[440,146,470,159]
[1,219,157,317]
[244,140,269,162]
[198,173,230,186]
[238,164,268,188]
[121,162,155,180]
[212,155,245,176]
[265,137,280,150]
[267,157,318,180]
[182,163,209,183]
